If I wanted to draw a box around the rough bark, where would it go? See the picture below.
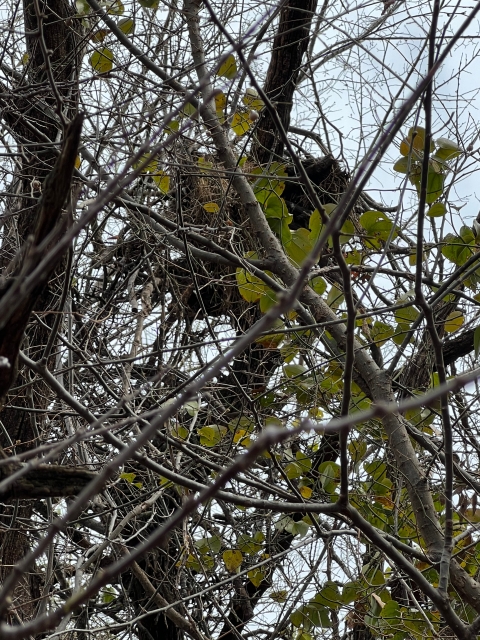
[251,0,318,164]
[0,0,82,624]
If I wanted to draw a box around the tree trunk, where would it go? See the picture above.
[0,0,81,623]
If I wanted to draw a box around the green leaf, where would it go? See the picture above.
[460,225,475,243]
[267,218,292,245]
[102,587,116,603]
[264,193,288,219]
[285,519,310,537]
[340,219,356,245]
[318,461,340,494]
[284,364,307,378]
[290,608,306,628]
[342,581,360,604]
[184,400,198,416]
[428,202,446,217]
[170,424,188,439]
[138,0,159,9]
[270,590,288,603]
[91,29,108,43]
[425,168,444,203]
[309,276,327,296]
[195,535,222,555]
[258,288,277,314]
[362,566,385,586]
[185,552,214,572]
[247,567,265,587]
[348,440,367,464]
[197,425,227,447]
[106,0,124,14]
[441,231,475,266]
[309,209,322,243]
[380,599,400,620]
[76,0,90,14]
[285,461,303,480]
[183,102,198,119]
[295,451,312,473]
[394,303,418,325]
[326,283,344,310]
[90,47,114,73]
[286,228,313,266]
[393,156,410,173]
[312,582,342,610]
[118,16,134,33]
[217,54,237,79]
[223,549,243,572]
[434,137,463,161]
[365,461,387,481]
[237,533,264,555]
[371,321,394,346]
[444,311,464,333]
[359,210,397,243]
[236,262,266,303]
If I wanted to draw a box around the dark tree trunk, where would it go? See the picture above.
[0,0,81,623]
[252,0,318,164]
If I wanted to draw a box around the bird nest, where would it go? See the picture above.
[167,153,351,318]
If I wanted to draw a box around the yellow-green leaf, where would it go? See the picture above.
[309,276,327,296]
[76,0,90,14]
[152,171,170,194]
[399,126,433,156]
[242,87,264,111]
[428,202,446,217]
[285,228,313,266]
[231,111,251,136]
[90,47,114,73]
[258,289,277,314]
[138,0,159,8]
[165,120,179,135]
[300,485,312,498]
[435,137,463,161]
[474,326,480,359]
[203,202,220,213]
[91,29,109,42]
[215,91,226,111]
[198,156,213,173]
[223,549,243,572]
[106,0,124,14]
[393,156,409,173]
[102,588,116,603]
[118,17,134,33]
[217,54,237,79]
[197,425,226,447]
[236,265,266,303]
[444,311,464,333]
[120,472,136,483]
[247,567,265,587]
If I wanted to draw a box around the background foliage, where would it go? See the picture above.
[1,0,480,639]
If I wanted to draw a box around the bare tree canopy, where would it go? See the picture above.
[2,0,480,639]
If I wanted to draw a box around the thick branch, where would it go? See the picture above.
[251,0,318,163]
